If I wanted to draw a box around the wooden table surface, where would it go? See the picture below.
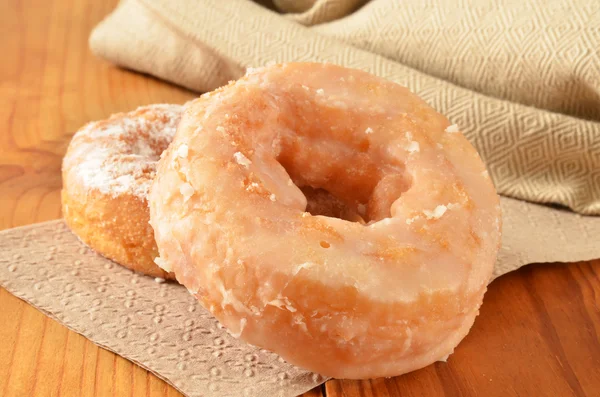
[1,0,599,396]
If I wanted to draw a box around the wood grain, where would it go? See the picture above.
[326,261,600,397]
[0,0,598,396]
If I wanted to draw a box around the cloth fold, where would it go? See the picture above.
[90,0,600,215]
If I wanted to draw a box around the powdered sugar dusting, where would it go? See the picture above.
[65,104,182,199]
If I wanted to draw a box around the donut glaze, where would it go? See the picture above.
[150,63,501,378]
[62,104,182,279]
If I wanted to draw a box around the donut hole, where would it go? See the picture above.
[122,131,172,160]
[268,92,413,223]
[278,150,412,224]
[301,186,365,223]
[229,83,413,223]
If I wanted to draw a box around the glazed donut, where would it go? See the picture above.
[62,104,182,279]
[150,63,501,378]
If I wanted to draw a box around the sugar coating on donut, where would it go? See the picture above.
[66,104,182,199]
[177,144,189,158]
[233,152,252,168]
[445,124,460,133]
[180,182,195,202]
[154,256,171,272]
[149,63,502,379]
[423,204,447,219]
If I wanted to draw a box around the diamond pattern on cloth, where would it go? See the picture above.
[90,0,600,215]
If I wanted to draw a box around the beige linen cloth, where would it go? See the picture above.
[1,1,599,397]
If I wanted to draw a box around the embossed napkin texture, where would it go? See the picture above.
[1,1,600,396]
[0,221,326,397]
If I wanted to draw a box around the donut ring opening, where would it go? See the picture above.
[280,140,413,224]
[212,74,415,225]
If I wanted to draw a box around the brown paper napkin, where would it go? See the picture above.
[0,221,325,397]
[1,199,599,396]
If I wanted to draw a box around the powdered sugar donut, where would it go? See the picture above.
[62,104,182,279]
[150,63,501,378]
